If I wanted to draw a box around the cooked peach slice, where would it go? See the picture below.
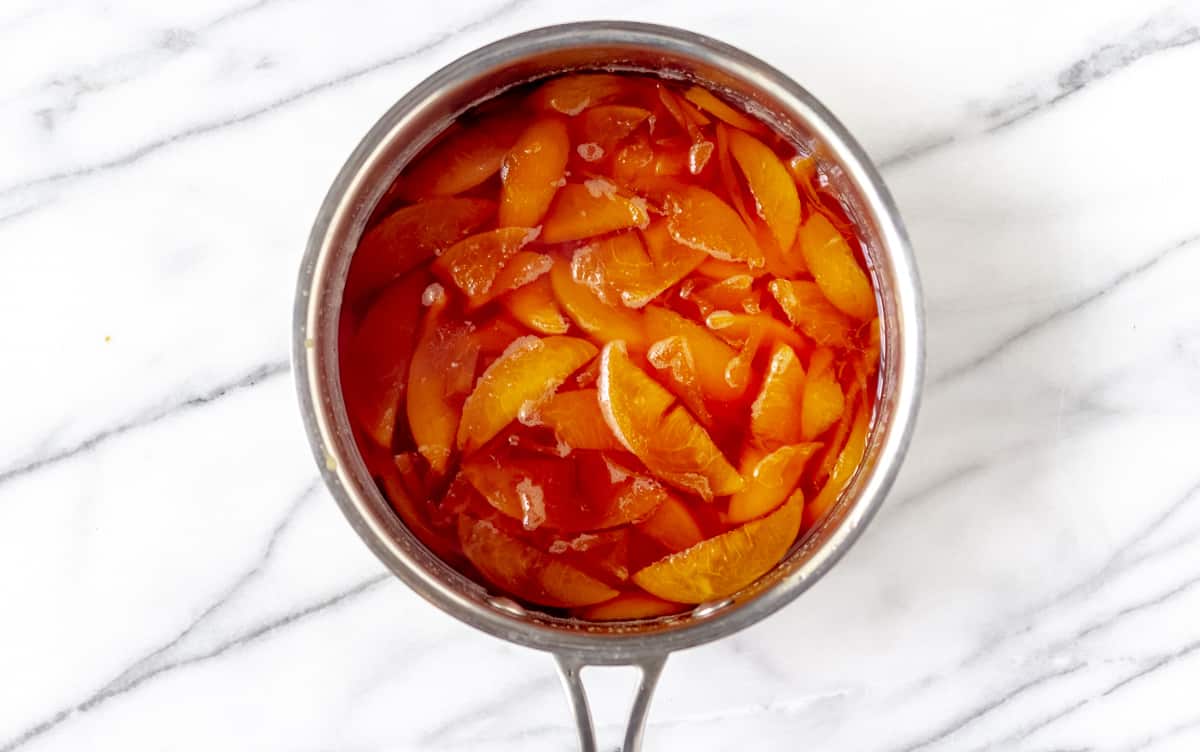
[457,335,597,453]
[647,335,713,426]
[597,341,742,500]
[376,455,457,562]
[460,453,576,530]
[723,327,764,397]
[343,271,427,447]
[691,274,755,314]
[682,85,769,135]
[768,279,856,348]
[406,287,474,474]
[433,227,540,298]
[798,214,876,321]
[503,276,570,334]
[806,402,870,528]
[539,389,623,451]
[576,453,669,528]
[704,310,811,357]
[812,388,858,486]
[694,257,765,280]
[801,347,845,440]
[458,516,618,607]
[727,128,801,253]
[632,491,801,603]
[750,343,806,448]
[465,250,554,310]
[397,113,525,200]
[346,198,494,301]
[470,314,526,356]
[532,73,628,116]
[636,492,705,552]
[549,258,647,349]
[576,592,688,621]
[499,118,570,228]
[727,443,819,523]
[644,306,741,402]
[663,186,763,266]
[571,227,704,310]
[541,182,650,243]
[581,105,652,147]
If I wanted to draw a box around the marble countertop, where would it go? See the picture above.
[3,0,1199,749]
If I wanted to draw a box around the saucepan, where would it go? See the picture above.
[293,21,923,750]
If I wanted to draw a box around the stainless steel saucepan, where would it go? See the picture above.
[293,21,923,750]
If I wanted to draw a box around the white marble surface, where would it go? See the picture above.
[3,0,1200,749]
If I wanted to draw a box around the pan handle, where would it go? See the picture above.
[553,652,669,752]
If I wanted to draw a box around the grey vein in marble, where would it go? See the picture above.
[0,0,532,200]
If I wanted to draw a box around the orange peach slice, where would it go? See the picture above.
[460,453,575,530]
[471,314,526,356]
[346,198,494,302]
[541,182,650,243]
[499,118,570,227]
[466,250,554,310]
[406,287,474,474]
[806,402,870,528]
[694,257,766,280]
[576,453,669,529]
[690,274,755,314]
[532,73,628,116]
[458,516,618,607]
[798,213,876,321]
[571,227,704,310]
[549,258,647,349]
[723,326,764,397]
[727,128,801,252]
[704,310,810,355]
[576,592,688,621]
[646,335,713,426]
[801,347,845,440]
[632,491,802,603]
[580,105,652,147]
[663,186,762,266]
[812,387,858,486]
[457,335,598,453]
[597,341,742,500]
[398,114,525,199]
[644,306,740,402]
[749,343,806,448]
[539,389,623,451]
[682,86,769,135]
[636,492,705,552]
[727,443,819,523]
[768,279,856,348]
[343,271,427,447]
[503,276,570,334]
[433,227,540,298]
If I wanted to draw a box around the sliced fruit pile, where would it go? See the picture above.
[340,72,880,620]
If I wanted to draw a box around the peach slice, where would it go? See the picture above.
[636,492,705,552]
[538,389,623,451]
[806,402,870,528]
[576,453,669,529]
[727,443,819,523]
[768,279,857,348]
[397,113,525,200]
[663,186,763,266]
[346,198,494,302]
[749,343,806,448]
[406,287,474,474]
[433,227,540,298]
[812,387,858,486]
[689,274,755,314]
[646,335,713,426]
[541,182,650,243]
[723,326,764,397]
[466,250,554,310]
[597,341,742,500]
[727,128,801,253]
[576,592,687,621]
[682,85,769,136]
[798,213,876,321]
[703,310,811,357]
[549,258,647,349]
[801,347,845,441]
[343,271,427,447]
[644,306,741,402]
[571,227,704,310]
[695,257,766,280]
[458,516,618,607]
[499,118,570,228]
[457,335,598,453]
[471,314,526,356]
[376,454,458,562]
[532,73,628,116]
[460,453,575,530]
[580,105,652,147]
[632,491,802,603]
[503,276,570,334]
